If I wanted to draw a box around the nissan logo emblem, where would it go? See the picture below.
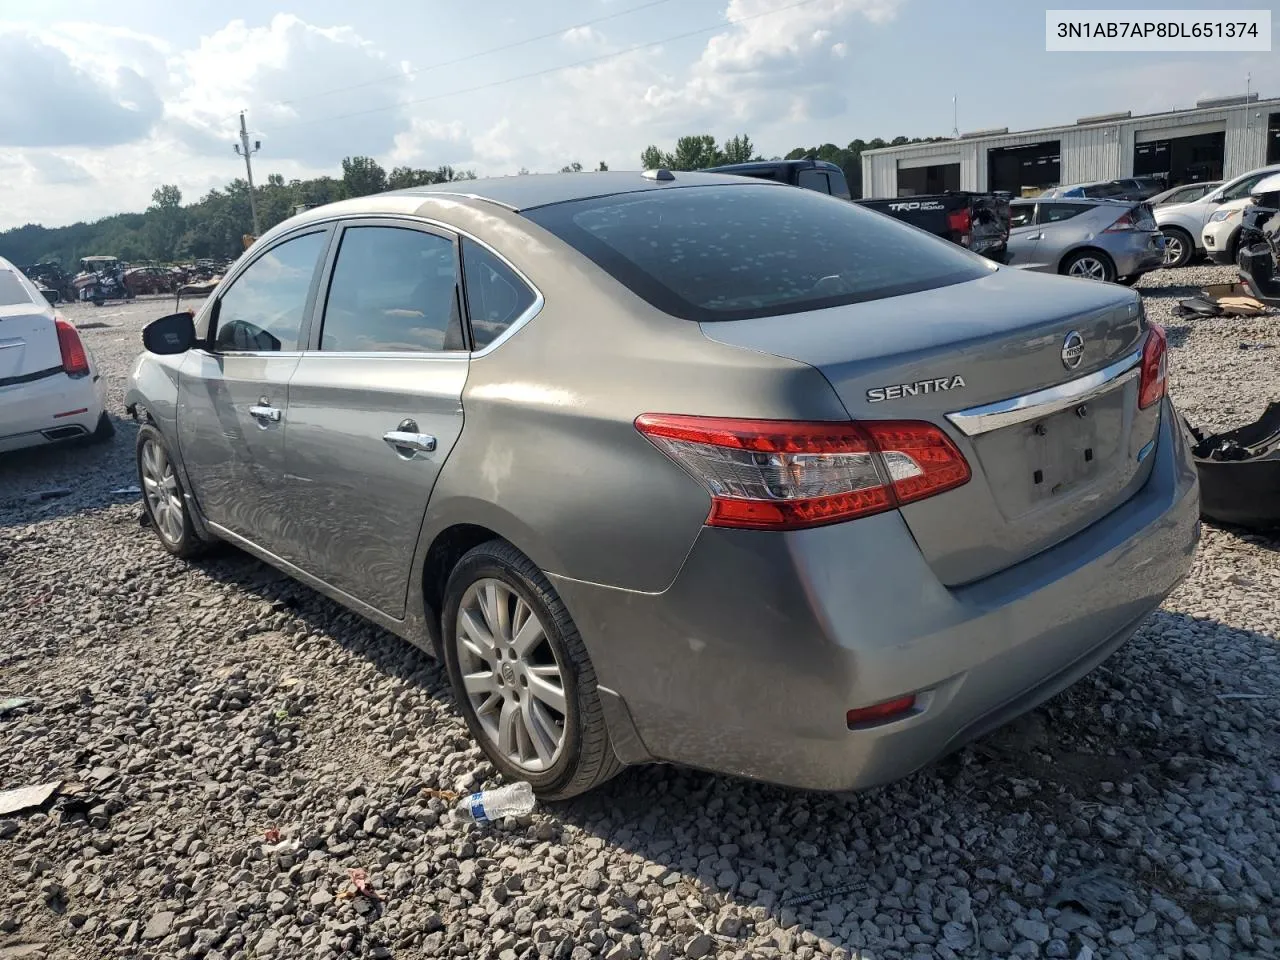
[1061,330,1085,370]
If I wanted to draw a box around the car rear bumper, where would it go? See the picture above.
[0,370,106,453]
[553,398,1200,791]
[1111,232,1166,277]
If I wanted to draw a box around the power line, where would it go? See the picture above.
[271,0,681,110]
[270,0,826,136]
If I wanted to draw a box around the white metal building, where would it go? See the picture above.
[862,95,1280,199]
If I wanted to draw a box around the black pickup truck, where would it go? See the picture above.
[705,159,1012,263]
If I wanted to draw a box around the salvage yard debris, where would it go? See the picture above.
[1189,402,1280,529]
[1176,281,1271,318]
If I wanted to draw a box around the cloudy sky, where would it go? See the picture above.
[2,0,1277,228]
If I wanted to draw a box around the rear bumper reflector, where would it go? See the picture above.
[53,407,89,419]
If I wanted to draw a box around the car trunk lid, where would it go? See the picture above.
[699,268,1161,585]
[0,305,62,384]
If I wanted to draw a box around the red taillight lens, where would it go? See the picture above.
[947,207,971,243]
[847,694,917,728]
[1104,209,1137,232]
[55,317,89,377]
[1138,323,1167,410]
[634,415,970,531]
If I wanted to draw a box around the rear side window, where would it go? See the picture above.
[0,271,33,306]
[1040,203,1087,224]
[797,170,831,194]
[214,231,326,352]
[320,226,464,353]
[826,169,852,200]
[524,184,990,322]
[461,238,536,350]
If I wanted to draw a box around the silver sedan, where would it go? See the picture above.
[1006,197,1166,284]
[127,172,1199,797]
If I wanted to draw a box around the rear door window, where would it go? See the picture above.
[460,238,537,351]
[524,183,990,322]
[319,226,464,353]
[797,170,832,195]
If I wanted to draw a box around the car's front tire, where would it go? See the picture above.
[136,424,207,559]
[1161,227,1194,268]
[441,540,623,800]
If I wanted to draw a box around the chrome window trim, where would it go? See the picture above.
[946,346,1144,437]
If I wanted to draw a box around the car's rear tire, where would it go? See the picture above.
[441,540,623,800]
[1161,227,1194,268]
[1061,249,1117,283]
[136,424,207,559]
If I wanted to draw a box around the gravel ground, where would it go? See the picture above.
[1,270,1278,960]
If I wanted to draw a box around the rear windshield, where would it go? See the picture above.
[0,271,34,307]
[523,184,991,322]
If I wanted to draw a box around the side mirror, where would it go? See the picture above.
[143,311,196,355]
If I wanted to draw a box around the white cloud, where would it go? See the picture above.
[563,25,604,46]
[23,153,94,186]
[831,41,848,58]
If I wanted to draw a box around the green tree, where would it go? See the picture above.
[720,134,755,164]
[669,135,721,170]
[597,161,609,171]
[341,156,388,198]
[640,145,670,169]
[144,184,186,260]
[559,161,584,173]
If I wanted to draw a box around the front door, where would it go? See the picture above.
[282,221,470,617]
[177,228,330,552]
[1005,203,1042,268]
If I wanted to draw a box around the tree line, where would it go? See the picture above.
[0,156,477,268]
[0,133,950,268]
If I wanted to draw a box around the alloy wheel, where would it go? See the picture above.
[454,578,567,772]
[1163,235,1184,266]
[1068,256,1108,281]
[140,439,184,544]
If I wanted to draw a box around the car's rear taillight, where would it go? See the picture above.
[1104,207,1138,232]
[947,207,971,245]
[55,317,89,377]
[1138,323,1167,410]
[634,415,970,531]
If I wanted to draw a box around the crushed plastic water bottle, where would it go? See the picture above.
[455,780,536,823]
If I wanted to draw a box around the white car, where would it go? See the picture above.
[0,258,112,453]
[1156,164,1280,267]
[1201,197,1254,266]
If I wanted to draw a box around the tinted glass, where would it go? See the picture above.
[1221,172,1272,201]
[321,227,462,353]
[524,184,990,322]
[827,170,852,200]
[214,232,325,352]
[796,170,831,194]
[1040,203,1087,224]
[461,238,536,350]
[1009,204,1036,228]
[0,271,33,306]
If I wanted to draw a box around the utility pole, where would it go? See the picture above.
[951,96,959,139]
[234,111,262,236]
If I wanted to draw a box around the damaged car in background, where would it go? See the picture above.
[1185,173,1280,532]
[1005,197,1164,284]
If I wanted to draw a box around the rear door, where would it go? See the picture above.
[281,220,471,616]
[178,228,330,551]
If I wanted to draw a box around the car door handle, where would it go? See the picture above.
[249,404,282,423]
[383,430,437,457]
